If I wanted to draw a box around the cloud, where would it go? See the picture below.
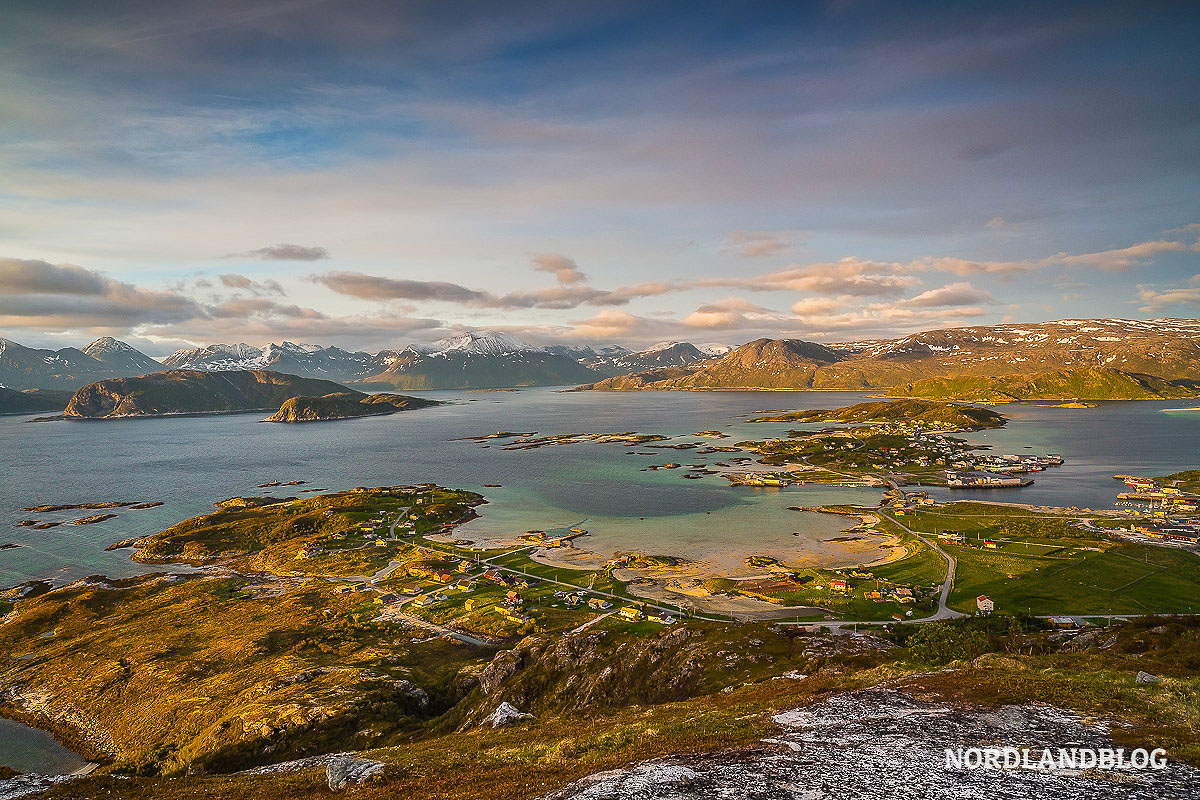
[903,282,996,308]
[311,271,493,304]
[926,239,1192,275]
[311,268,674,310]
[218,273,285,295]
[0,257,203,329]
[702,258,923,297]
[532,253,587,285]
[0,257,109,295]
[683,298,788,330]
[720,230,801,258]
[228,244,330,261]
[568,309,660,339]
[1136,276,1200,313]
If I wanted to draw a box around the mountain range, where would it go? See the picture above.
[577,318,1200,400]
[6,318,1200,399]
[0,336,163,390]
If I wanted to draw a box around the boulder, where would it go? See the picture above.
[1136,671,1163,684]
[326,756,384,791]
[482,702,534,728]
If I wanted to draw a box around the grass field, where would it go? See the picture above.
[886,503,1200,615]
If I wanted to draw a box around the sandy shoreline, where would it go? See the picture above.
[516,509,906,620]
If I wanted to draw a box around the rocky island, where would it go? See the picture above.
[47,369,443,421]
[264,391,440,422]
[747,399,1005,430]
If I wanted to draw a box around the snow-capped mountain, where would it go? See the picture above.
[162,342,379,381]
[359,330,601,389]
[81,337,163,375]
[0,337,161,390]
[425,330,538,357]
[582,341,728,376]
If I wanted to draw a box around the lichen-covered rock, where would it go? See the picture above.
[326,755,384,790]
[482,702,534,728]
[478,649,526,695]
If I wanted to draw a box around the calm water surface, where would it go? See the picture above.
[0,717,87,774]
[3,390,1200,586]
[2,390,1200,587]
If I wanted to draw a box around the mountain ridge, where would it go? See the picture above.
[577,318,1200,399]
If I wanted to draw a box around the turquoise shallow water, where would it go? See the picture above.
[2,390,1199,587]
[0,389,879,586]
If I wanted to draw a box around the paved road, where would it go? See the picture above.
[376,605,493,647]
[877,509,965,622]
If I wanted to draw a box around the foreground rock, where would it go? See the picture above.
[547,688,1200,799]
[326,755,385,790]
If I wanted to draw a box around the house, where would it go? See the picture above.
[894,587,913,598]
[493,607,529,624]
[588,597,612,610]
[646,614,676,624]
[830,578,849,592]
[976,595,994,613]
[983,540,998,549]
[617,606,644,621]
[297,541,326,560]
[1048,616,1076,628]
[504,590,523,607]
[375,593,399,605]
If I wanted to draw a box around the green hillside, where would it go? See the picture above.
[748,399,1005,430]
[888,368,1200,402]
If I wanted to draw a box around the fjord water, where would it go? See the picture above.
[2,390,1200,588]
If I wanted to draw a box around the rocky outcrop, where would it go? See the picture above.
[546,689,1200,799]
[326,755,384,790]
[477,648,528,695]
[481,702,534,728]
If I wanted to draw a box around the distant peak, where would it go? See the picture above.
[429,330,540,356]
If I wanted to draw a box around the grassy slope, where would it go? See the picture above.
[889,368,1200,401]
[891,503,1200,614]
[31,617,1200,799]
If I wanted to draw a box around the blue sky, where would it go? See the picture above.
[1,0,1198,354]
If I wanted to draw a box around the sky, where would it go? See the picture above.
[1,0,1198,356]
